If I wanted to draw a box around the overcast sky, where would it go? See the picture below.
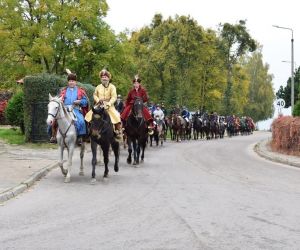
[104,0,299,94]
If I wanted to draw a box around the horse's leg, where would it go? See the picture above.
[65,140,75,183]
[102,144,109,178]
[57,140,67,176]
[111,139,120,172]
[91,140,97,184]
[136,142,141,165]
[132,139,138,165]
[140,139,146,162]
[79,142,85,176]
[127,137,132,164]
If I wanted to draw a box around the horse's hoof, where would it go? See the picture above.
[64,177,70,183]
[79,171,84,176]
[90,178,97,184]
[133,161,136,165]
[127,159,132,164]
[103,176,109,182]
[114,165,119,172]
[134,164,140,168]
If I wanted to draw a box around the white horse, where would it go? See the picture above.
[46,94,85,183]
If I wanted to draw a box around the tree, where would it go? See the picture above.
[276,67,300,108]
[243,49,274,121]
[219,20,257,114]
[0,0,111,81]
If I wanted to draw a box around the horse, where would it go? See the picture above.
[192,115,202,140]
[124,97,148,165]
[89,104,120,183]
[171,114,184,142]
[209,118,219,139]
[165,116,173,140]
[150,116,165,146]
[202,116,211,140]
[46,94,85,183]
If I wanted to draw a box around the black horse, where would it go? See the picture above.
[89,105,119,182]
[192,115,202,140]
[124,97,148,165]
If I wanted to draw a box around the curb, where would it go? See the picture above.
[0,162,58,203]
[254,139,300,168]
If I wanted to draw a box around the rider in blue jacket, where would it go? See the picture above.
[181,106,190,123]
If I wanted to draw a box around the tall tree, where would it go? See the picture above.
[219,20,257,114]
[244,49,274,121]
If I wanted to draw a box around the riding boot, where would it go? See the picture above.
[114,122,123,141]
[77,136,83,146]
[50,121,58,143]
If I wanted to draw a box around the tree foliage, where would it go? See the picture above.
[243,49,274,121]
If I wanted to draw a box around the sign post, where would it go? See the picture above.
[276,98,285,116]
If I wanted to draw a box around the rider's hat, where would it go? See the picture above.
[132,75,141,83]
[67,73,77,81]
[99,69,111,79]
[117,94,122,98]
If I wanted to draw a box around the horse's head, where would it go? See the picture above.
[90,105,109,139]
[46,94,63,126]
[132,97,144,119]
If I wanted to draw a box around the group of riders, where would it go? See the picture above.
[50,69,156,144]
[49,68,255,144]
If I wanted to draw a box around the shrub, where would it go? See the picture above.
[292,100,300,116]
[5,91,25,133]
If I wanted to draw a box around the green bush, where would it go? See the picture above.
[23,74,65,142]
[293,100,300,116]
[5,91,25,133]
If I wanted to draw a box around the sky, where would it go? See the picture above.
[104,0,299,94]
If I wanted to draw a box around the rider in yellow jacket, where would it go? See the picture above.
[85,69,122,139]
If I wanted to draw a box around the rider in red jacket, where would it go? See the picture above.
[121,75,154,134]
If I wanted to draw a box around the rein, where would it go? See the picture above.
[49,99,75,148]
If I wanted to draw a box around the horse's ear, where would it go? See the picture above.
[58,96,63,103]
[49,93,53,101]
[92,106,95,113]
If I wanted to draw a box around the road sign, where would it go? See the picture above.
[276,98,285,108]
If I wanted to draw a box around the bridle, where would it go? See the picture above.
[48,100,61,119]
[48,99,74,147]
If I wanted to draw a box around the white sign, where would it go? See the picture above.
[276,98,285,108]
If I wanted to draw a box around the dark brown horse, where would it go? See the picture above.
[124,97,148,165]
[90,105,120,183]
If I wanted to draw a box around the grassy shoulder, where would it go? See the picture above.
[0,126,57,149]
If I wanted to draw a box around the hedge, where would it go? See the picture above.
[23,73,95,142]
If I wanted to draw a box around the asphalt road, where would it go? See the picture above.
[1,132,300,250]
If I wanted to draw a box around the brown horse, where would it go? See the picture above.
[171,114,184,142]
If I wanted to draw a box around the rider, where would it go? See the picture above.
[120,75,154,135]
[181,106,190,124]
[85,69,122,140]
[160,102,167,116]
[61,72,89,145]
[153,104,165,126]
[147,101,156,116]
[115,94,124,114]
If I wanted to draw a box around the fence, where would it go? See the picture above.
[31,102,49,142]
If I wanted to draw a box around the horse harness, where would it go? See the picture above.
[48,99,75,148]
